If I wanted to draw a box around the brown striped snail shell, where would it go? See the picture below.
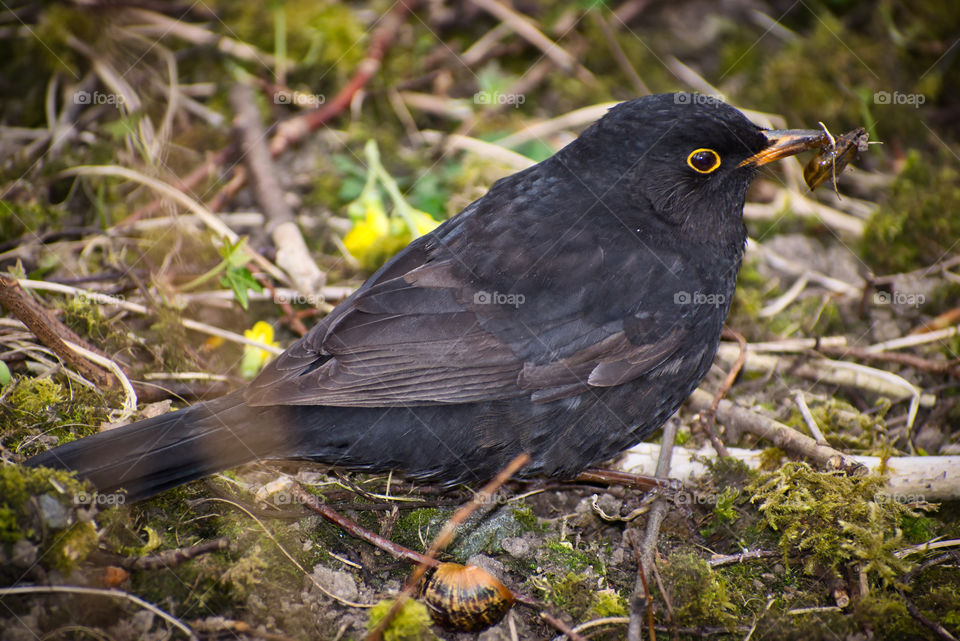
[419,562,515,632]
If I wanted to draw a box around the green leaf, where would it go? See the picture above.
[220,266,263,310]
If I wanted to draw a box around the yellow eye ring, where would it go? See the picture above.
[687,148,721,174]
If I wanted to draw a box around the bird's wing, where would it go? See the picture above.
[246,220,700,408]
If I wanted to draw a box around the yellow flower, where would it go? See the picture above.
[408,208,441,236]
[241,321,279,379]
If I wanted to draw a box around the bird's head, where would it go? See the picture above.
[562,93,826,247]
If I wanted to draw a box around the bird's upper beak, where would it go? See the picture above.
[739,129,827,167]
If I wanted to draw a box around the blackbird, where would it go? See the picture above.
[25,93,829,501]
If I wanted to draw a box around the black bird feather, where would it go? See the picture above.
[25,94,804,501]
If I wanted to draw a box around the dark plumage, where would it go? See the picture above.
[25,93,826,501]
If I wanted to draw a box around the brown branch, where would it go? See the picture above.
[696,327,745,458]
[120,538,230,571]
[268,1,416,156]
[817,343,960,379]
[687,388,861,472]
[0,275,113,387]
[230,83,325,298]
[542,612,588,641]
[291,485,436,567]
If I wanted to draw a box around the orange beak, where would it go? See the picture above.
[739,129,828,167]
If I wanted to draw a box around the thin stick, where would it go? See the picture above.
[16,279,282,355]
[794,391,827,445]
[60,165,288,285]
[63,340,137,424]
[230,83,325,300]
[202,498,372,609]
[0,585,197,640]
[0,275,112,387]
[269,1,415,155]
[291,485,437,567]
[468,0,591,79]
[120,538,230,571]
[542,612,588,641]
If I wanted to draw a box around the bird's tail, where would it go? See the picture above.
[24,391,298,502]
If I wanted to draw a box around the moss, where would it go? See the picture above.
[391,507,451,553]
[2,375,110,457]
[0,466,99,580]
[783,397,888,454]
[0,200,65,245]
[590,588,628,618]
[544,540,604,575]
[748,462,916,583]
[367,599,437,641]
[547,571,597,621]
[659,551,735,627]
[511,505,545,533]
[10,377,64,415]
[861,151,960,273]
[852,594,925,638]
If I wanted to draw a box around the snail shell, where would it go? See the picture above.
[420,562,515,632]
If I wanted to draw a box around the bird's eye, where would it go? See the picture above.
[687,148,721,174]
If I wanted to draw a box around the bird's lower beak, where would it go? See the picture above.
[739,129,827,167]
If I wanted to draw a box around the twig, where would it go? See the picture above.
[620,441,960,500]
[201,497,372,609]
[59,165,289,285]
[550,617,630,641]
[794,390,827,445]
[590,11,647,94]
[0,585,197,640]
[120,537,230,571]
[759,273,809,317]
[897,540,960,560]
[468,0,592,81]
[268,1,415,156]
[16,279,282,355]
[687,388,859,470]
[867,324,960,352]
[125,9,278,68]
[715,346,933,421]
[575,468,677,491]
[706,549,778,568]
[629,419,678,641]
[63,339,137,424]
[0,275,113,387]
[898,590,957,641]
[229,83,326,301]
[629,533,656,641]
[542,612,587,641]
[291,484,437,567]
[817,343,960,379]
[495,102,619,149]
[419,130,534,170]
[697,327,744,458]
